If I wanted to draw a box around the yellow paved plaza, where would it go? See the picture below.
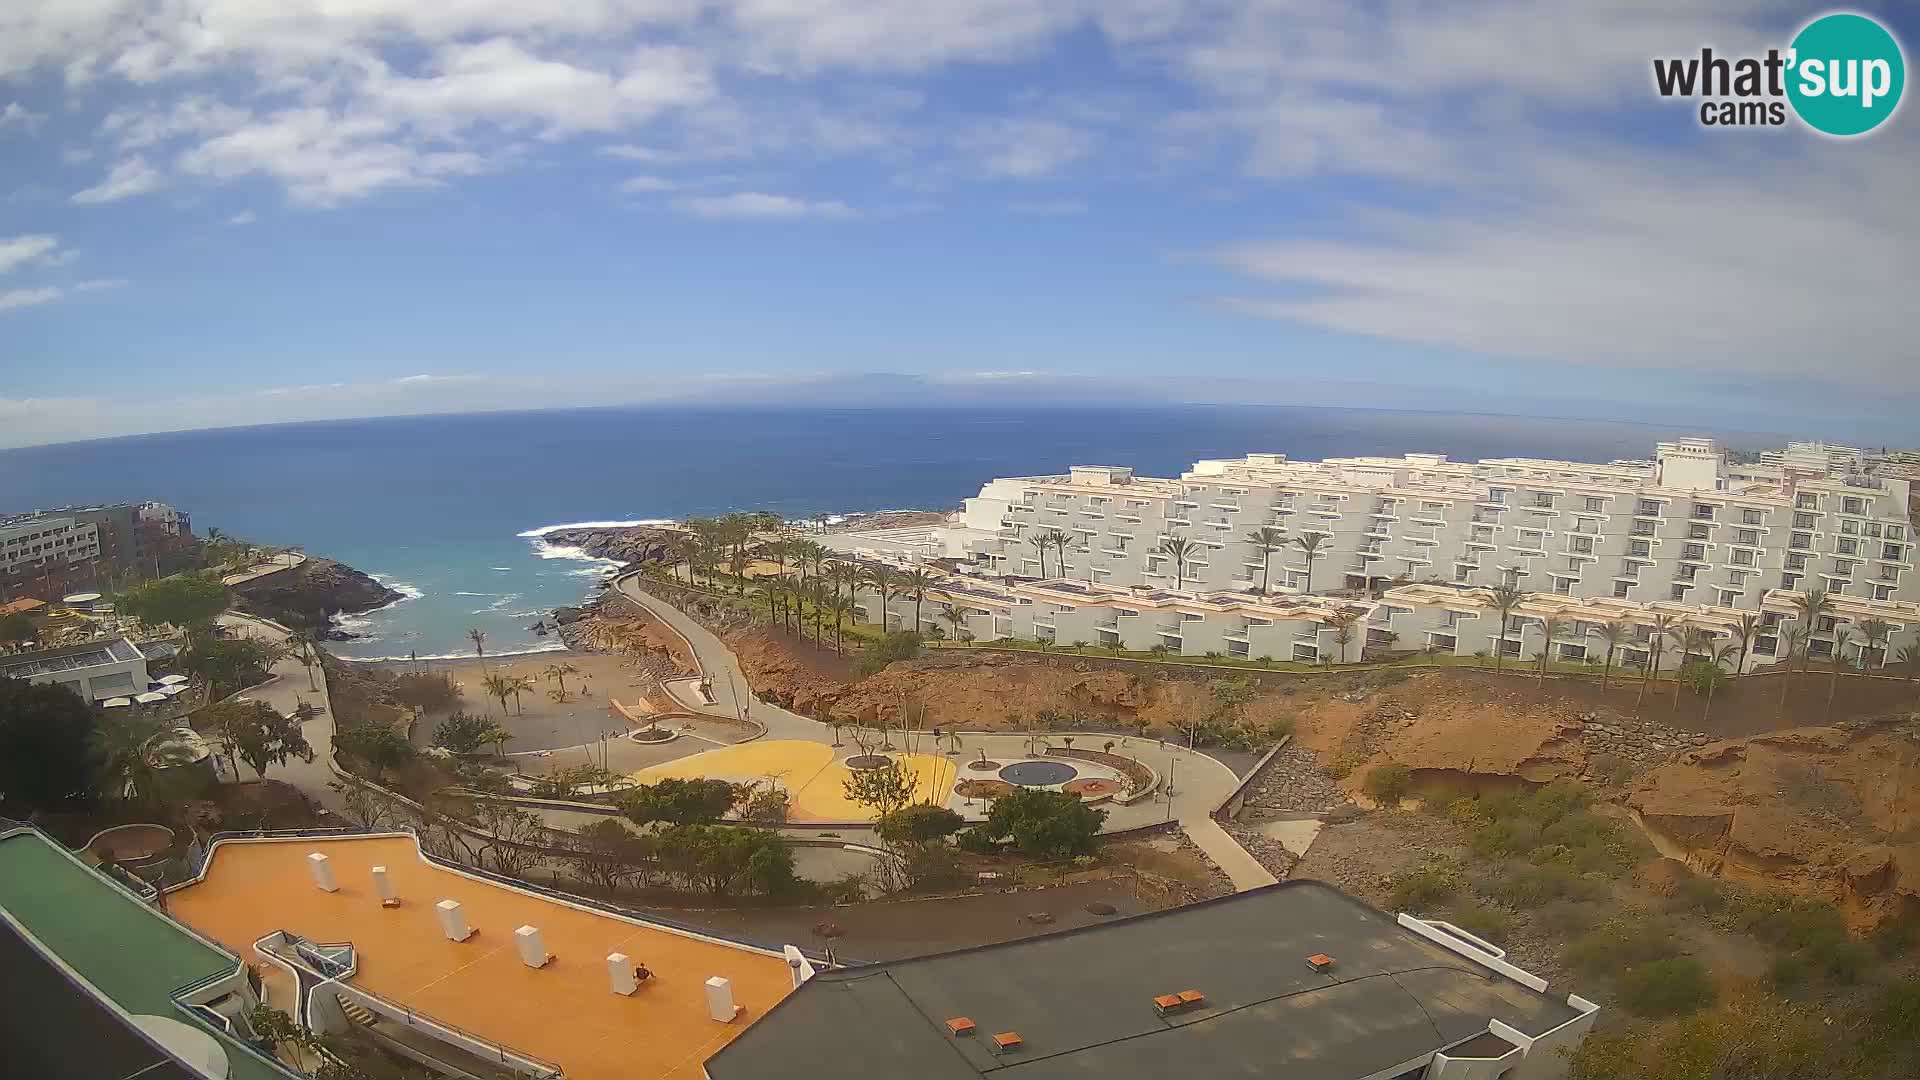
[628,740,957,823]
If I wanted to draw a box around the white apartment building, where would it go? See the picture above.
[837,437,1919,671]
[0,515,101,576]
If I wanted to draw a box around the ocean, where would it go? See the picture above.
[0,405,1773,660]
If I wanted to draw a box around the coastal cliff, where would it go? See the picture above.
[231,557,402,633]
[540,525,680,564]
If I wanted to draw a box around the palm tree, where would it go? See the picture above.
[1292,531,1329,594]
[1639,613,1676,712]
[808,580,830,647]
[1826,627,1858,721]
[1701,641,1740,725]
[1897,643,1920,698]
[467,627,487,666]
[939,603,972,643]
[828,593,855,654]
[752,582,781,623]
[1779,625,1811,709]
[293,628,321,691]
[1327,609,1359,664]
[1156,535,1199,591]
[1487,583,1526,673]
[1730,612,1761,680]
[668,534,698,586]
[1674,625,1715,708]
[543,662,579,699]
[1788,588,1834,690]
[93,712,163,804]
[1045,529,1075,577]
[1856,617,1893,670]
[480,672,515,717]
[506,674,535,715]
[901,568,935,635]
[1535,616,1566,683]
[1594,620,1630,691]
[1244,526,1286,593]
[1026,534,1050,578]
[866,564,897,631]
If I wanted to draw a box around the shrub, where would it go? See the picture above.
[1616,956,1716,1018]
[1447,900,1513,944]
[1491,863,1602,909]
[1534,900,1606,937]
[393,672,462,712]
[617,778,741,826]
[1590,753,1633,787]
[1364,763,1413,807]
[1445,797,1490,827]
[875,804,965,848]
[855,631,923,677]
[1677,660,1731,696]
[1471,817,1542,860]
[1388,867,1459,912]
[976,789,1105,858]
[1665,875,1727,915]
[1567,917,1678,977]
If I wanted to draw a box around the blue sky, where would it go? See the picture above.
[2,1,1915,448]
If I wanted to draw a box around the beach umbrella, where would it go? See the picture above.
[134,692,167,704]
[102,697,133,708]
[157,674,190,686]
[157,684,187,697]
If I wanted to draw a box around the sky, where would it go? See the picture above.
[1,1,1916,449]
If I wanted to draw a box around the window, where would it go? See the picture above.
[1729,570,1749,585]
[1890,525,1906,541]
[1797,493,1817,509]
[1742,508,1764,525]
[1783,573,1801,589]
[1874,584,1896,600]
[1534,493,1555,508]
[1554,577,1573,595]
[1794,511,1816,529]
[1683,543,1706,560]
[1689,523,1711,540]
[1638,499,1662,516]
[1763,612,1783,628]
[1692,504,1717,520]
[1671,584,1690,600]
[1842,519,1860,536]
[1791,531,1813,549]
[1843,496,1865,514]
[1838,538,1859,555]
[1454,565,1471,583]
[1885,543,1905,561]
[1572,516,1597,533]
[1487,488,1508,504]
[1881,564,1901,582]
[1567,557,1582,571]
[1571,536,1593,554]
[1614,581,1631,598]
[1719,590,1738,606]
[1618,562,1641,579]
[1730,550,1754,567]
[1833,560,1855,576]
[1632,521,1656,537]
[1818,615,1838,633]
[1735,529,1759,545]
[1629,539,1652,557]
[1586,496,1605,512]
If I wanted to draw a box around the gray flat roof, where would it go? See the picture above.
[706,880,1579,1080]
[0,637,143,679]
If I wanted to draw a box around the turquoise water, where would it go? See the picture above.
[0,405,1765,659]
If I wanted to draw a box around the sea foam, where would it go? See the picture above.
[516,519,676,539]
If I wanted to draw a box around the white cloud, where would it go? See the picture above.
[177,108,488,206]
[0,101,43,132]
[617,174,676,193]
[71,155,164,204]
[73,277,126,292]
[958,118,1094,177]
[0,234,60,274]
[674,192,856,219]
[226,210,257,225]
[0,286,63,311]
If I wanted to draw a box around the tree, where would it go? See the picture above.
[332,723,415,777]
[1674,625,1715,708]
[1026,533,1050,578]
[654,823,796,897]
[857,630,922,677]
[828,592,855,654]
[618,777,740,826]
[204,699,313,779]
[93,708,166,806]
[900,567,936,635]
[543,662,580,700]
[1292,531,1328,594]
[1244,526,1286,592]
[1730,612,1761,680]
[1788,588,1833,696]
[1536,616,1567,683]
[179,635,283,695]
[1856,617,1893,670]
[1640,613,1676,711]
[390,672,461,712]
[843,759,917,818]
[1155,535,1199,591]
[1698,643,1739,724]
[938,603,972,643]
[121,572,227,629]
[1327,609,1360,664]
[0,611,35,643]
[876,804,964,847]
[1044,529,1075,578]
[566,818,652,896]
[291,629,321,691]
[1487,583,1527,673]
[1595,620,1630,691]
[1897,643,1920,700]
[1364,763,1412,806]
[0,679,100,814]
[1779,625,1811,709]
[973,789,1105,857]
[865,564,897,629]
[466,627,487,665]
[431,711,511,756]
[479,672,515,717]
[1826,627,1857,721]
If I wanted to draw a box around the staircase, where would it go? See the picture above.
[337,996,377,1028]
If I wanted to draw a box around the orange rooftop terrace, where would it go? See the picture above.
[167,834,800,1080]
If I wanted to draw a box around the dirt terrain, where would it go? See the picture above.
[1631,717,1920,931]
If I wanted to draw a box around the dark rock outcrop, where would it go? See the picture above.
[233,557,402,631]
[539,526,679,565]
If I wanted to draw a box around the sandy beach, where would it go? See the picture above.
[363,648,667,754]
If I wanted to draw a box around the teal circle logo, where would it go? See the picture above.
[1787,12,1905,136]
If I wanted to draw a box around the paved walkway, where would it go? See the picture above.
[219,551,306,588]
[214,612,345,813]
[1180,815,1279,892]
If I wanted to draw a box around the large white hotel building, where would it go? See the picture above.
[835,439,1919,673]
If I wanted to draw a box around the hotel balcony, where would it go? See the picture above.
[1211,501,1242,512]
[1167,517,1193,527]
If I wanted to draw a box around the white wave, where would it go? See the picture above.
[452,591,496,597]
[490,567,513,572]
[467,594,522,614]
[567,565,621,578]
[517,519,676,538]
[338,640,569,663]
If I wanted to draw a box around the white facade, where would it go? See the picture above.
[837,436,1920,671]
[0,514,100,575]
[0,637,152,701]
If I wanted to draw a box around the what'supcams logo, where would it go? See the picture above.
[1652,11,1905,135]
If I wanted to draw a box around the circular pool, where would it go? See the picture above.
[998,760,1079,787]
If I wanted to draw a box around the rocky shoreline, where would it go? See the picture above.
[230,556,403,637]
[540,525,679,565]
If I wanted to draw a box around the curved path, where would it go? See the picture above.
[610,574,1276,890]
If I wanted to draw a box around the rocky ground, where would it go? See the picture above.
[538,525,681,566]
[231,557,402,636]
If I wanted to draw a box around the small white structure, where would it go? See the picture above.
[371,866,396,905]
[514,925,550,968]
[306,852,337,893]
[608,953,638,995]
[436,899,473,942]
[782,945,817,988]
[705,976,739,1023]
